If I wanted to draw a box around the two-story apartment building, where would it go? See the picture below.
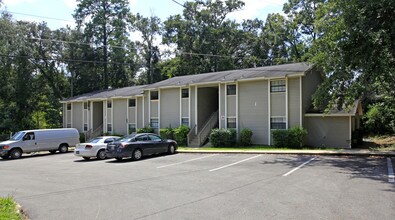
[61,63,362,148]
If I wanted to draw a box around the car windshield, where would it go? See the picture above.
[10,131,25,141]
[87,138,103,143]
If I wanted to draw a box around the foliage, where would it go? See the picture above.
[209,128,237,147]
[174,125,190,145]
[363,103,395,134]
[160,127,174,140]
[272,126,308,148]
[239,128,253,146]
[136,127,155,134]
[79,133,86,143]
[0,196,23,220]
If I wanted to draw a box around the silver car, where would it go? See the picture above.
[74,136,120,160]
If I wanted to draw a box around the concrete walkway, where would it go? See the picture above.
[178,148,395,157]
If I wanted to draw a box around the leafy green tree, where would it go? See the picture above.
[74,0,133,89]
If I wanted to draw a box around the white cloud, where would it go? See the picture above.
[3,0,37,6]
[63,0,77,8]
[228,0,286,21]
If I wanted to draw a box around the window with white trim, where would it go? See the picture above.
[270,117,286,129]
[150,118,159,128]
[227,117,236,129]
[128,99,136,107]
[227,85,236,95]
[270,80,286,93]
[67,103,71,110]
[181,118,189,126]
[107,100,112,108]
[84,102,88,110]
[66,123,71,128]
[128,123,136,134]
[107,123,112,132]
[182,88,189,98]
[151,91,159,100]
[83,123,88,131]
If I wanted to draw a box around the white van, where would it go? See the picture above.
[0,128,79,159]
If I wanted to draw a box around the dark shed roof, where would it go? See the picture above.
[145,62,313,89]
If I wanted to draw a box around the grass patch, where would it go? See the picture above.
[0,196,23,220]
[179,146,339,151]
[362,135,395,151]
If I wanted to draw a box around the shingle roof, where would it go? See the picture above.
[63,62,313,102]
[62,85,146,102]
[145,62,313,89]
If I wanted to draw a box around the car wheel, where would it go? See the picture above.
[96,150,106,160]
[115,157,123,161]
[59,144,68,153]
[10,148,22,159]
[168,144,176,154]
[1,155,9,159]
[83,157,91,160]
[49,150,57,154]
[132,149,142,160]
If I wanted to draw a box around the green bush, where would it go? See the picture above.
[0,133,10,141]
[136,127,155,133]
[79,133,85,143]
[209,128,237,147]
[239,128,253,146]
[174,125,190,145]
[364,103,395,134]
[272,126,307,148]
[160,127,174,140]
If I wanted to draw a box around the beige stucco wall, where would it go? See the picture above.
[72,102,83,132]
[304,116,351,148]
[288,77,301,128]
[112,99,127,135]
[160,88,180,128]
[238,80,269,145]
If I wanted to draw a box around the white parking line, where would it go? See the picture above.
[387,158,394,183]
[282,157,316,177]
[157,154,216,168]
[209,155,262,172]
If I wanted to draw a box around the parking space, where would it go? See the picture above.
[0,153,394,220]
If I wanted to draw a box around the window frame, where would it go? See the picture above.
[270,80,286,93]
[107,123,112,132]
[128,123,136,134]
[107,100,112,109]
[181,88,189,98]
[150,118,159,129]
[226,117,237,129]
[181,118,189,126]
[227,84,236,96]
[270,117,286,130]
[66,103,71,111]
[128,99,136,107]
[83,123,88,131]
[150,91,159,100]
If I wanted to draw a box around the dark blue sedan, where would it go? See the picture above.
[106,133,177,161]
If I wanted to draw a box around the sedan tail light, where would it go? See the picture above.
[85,145,93,149]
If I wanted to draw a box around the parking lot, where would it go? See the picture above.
[0,152,394,220]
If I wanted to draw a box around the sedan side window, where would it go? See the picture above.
[135,135,148,142]
[104,138,114,143]
[149,135,162,142]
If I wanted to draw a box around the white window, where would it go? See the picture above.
[107,123,112,132]
[129,99,136,107]
[84,102,88,110]
[150,118,159,128]
[181,118,189,126]
[227,85,236,95]
[83,123,88,131]
[128,123,136,134]
[270,80,286,93]
[151,91,159,100]
[182,89,189,98]
[270,117,286,129]
[107,100,112,108]
[67,103,71,111]
[227,117,236,129]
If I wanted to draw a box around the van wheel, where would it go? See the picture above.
[49,150,57,154]
[59,144,69,153]
[132,149,142,160]
[10,149,22,159]
[96,150,106,160]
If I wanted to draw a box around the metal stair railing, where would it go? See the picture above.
[85,124,103,141]
[197,110,219,147]
[187,124,197,146]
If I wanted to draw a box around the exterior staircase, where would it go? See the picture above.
[187,110,218,147]
[84,124,103,141]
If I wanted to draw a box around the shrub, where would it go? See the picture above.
[160,127,174,140]
[272,126,307,148]
[209,128,237,147]
[0,133,10,141]
[174,125,190,145]
[79,133,86,143]
[136,127,155,133]
[239,128,253,146]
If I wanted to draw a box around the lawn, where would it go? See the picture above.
[178,146,338,151]
[0,197,23,220]
[364,135,395,151]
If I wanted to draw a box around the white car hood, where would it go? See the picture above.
[0,140,17,145]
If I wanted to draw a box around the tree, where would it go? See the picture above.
[74,0,132,89]
[131,14,162,84]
